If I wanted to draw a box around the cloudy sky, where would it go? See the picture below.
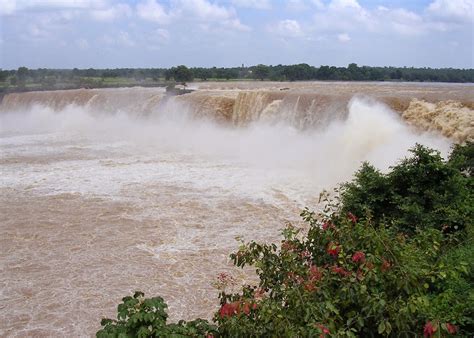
[0,0,473,69]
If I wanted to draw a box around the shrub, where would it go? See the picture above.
[448,141,474,177]
[340,143,473,236]
[96,291,217,337]
[217,211,471,336]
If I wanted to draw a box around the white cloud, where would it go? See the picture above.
[1,0,132,23]
[313,0,372,33]
[310,0,456,38]
[136,0,172,24]
[337,32,350,42]
[179,0,234,21]
[16,11,79,42]
[232,0,271,10]
[270,19,304,38]
[328,0,361,10]
[91,3,131,22]
[135,0,250,31]
[311,0,325,9]
[387,8,425,36]
[75,37,89,49]
[101,31,135,47]
[226,18,251,31]
[2,0,472,69]
[0,0,17,15]
[427,0,474,22]
[175,0,250,31]
[36,0,108,8]
[0,0,109,14]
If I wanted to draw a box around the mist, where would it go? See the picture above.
[0,96,451,204]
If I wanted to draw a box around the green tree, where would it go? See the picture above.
[0,69,8,82]
[317,65,332,80]
[253,64,270,80]
[171,65,194,83]
[200,68,212,80]
[282,63,315,81]
[15,66,29,88]
[347,63,363,80]
[17,66,29,81]
[340,144,473,235]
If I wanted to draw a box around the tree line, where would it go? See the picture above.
[1,63,473,93]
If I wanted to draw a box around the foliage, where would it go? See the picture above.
[167,65,194,83]
[97,291,217,337]
[0,69,11,82]
[282,63,316,81]
[217,211,471,336]
[16,66,29,81]
[252,64,270,81]
[340,144,473,236]
[98,144,473,337]
[448,141,474,177]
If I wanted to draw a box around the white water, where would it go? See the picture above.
[0,97,450,200]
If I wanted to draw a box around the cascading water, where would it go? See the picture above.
[0,82,472,337]
[2,83,472,140]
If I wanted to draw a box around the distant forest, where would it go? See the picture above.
[1,63,473,93]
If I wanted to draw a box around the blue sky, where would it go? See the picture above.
[0,0,473,69]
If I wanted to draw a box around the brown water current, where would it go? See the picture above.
[0,81,473,336]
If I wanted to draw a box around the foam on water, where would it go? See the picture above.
[0,97,451,202]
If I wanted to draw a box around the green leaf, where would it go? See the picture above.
[385,321,392,334]
[378,321,385,334]
[100,318,113,326]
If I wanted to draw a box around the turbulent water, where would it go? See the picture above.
[0,82,472,336]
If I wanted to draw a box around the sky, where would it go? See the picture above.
[0,0,473,69]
